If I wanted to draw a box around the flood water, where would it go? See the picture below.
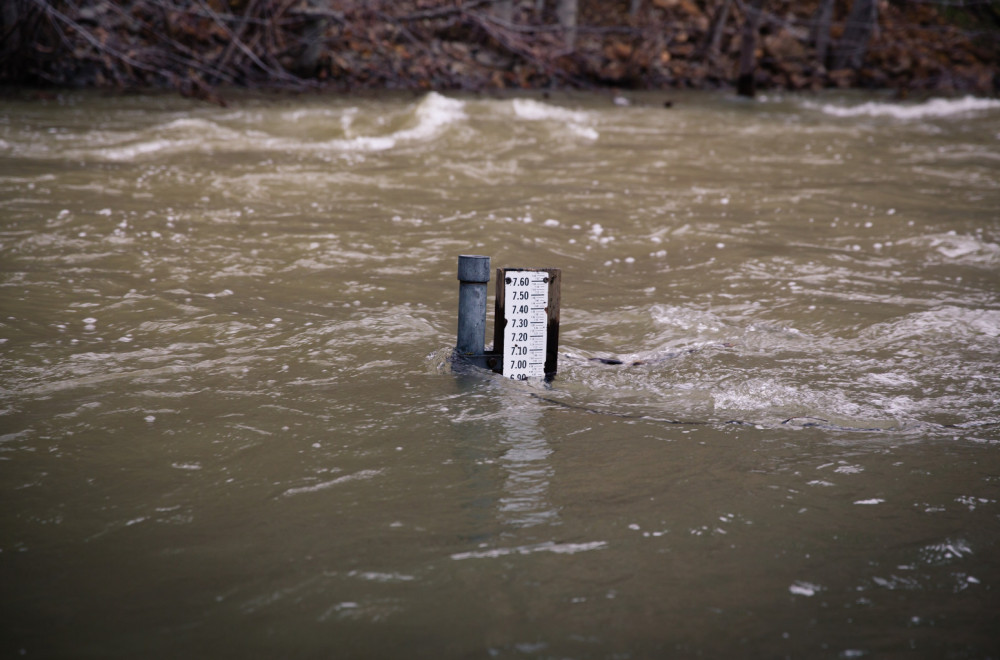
[2,89,999,658]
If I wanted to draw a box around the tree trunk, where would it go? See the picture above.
[292,0,328,75]
[811,0,835,67]
[557,0,578,50]
[630,0,643,17]
[832,0,878,70]
[736,0,764,97]
[701,0,732,57]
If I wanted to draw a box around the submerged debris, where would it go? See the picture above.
[589,342,735,366]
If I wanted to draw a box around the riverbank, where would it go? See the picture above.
[2,1,998,103]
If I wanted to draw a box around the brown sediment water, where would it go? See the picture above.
[1,90,999,658]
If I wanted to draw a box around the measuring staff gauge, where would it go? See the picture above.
[502,270,549,380]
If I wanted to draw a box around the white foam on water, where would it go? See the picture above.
[451,540,607,560]
[569,124,600,140]
[920,539,973,564]
[282,469,382,496]
[806,95,1000,120]
[92,118,246,161]
[789,581,822,596]
[876,395,921,419]
[865,306,1000,346]
[712,378,799,413]
[96,138,190,160]
[318,134,398,152]
[865,372,919,388]
[262,92,467,153]
[511,98,598,140]
[69,92,468,161]
[512,98,589,123]
[649,304,728,335]
[279,107,343,122]
[924,233,999,265]
[160,117,236,133]
[347,570,415,582]
[341,92,467,149]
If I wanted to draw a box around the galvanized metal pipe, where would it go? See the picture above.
[456,255,490,357]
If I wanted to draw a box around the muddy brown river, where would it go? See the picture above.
[1,89,999,658]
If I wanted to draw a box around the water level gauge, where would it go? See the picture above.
[494,267,560,380]
[503,271,549,380]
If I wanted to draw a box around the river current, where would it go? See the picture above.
[1,89,999,657]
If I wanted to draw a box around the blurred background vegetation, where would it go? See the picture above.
[1,0,997,102]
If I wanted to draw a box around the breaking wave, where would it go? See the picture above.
[16,92,469,162]
[805,95,1000,120]
[510,98,599,140]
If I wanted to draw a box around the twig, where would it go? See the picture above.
[105,1,236,84]
[192,0,312,87]
[394,0,494,22]
[463,10,591,86]
[28,0,163,76]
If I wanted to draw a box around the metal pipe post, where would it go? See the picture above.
[456,255,491,357]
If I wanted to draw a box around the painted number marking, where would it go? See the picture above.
[503,271,548,380]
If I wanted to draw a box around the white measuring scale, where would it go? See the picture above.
[502,270,549,380]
